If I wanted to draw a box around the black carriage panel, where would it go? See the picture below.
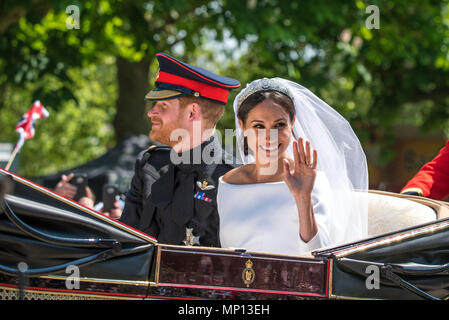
[0,170,156,299]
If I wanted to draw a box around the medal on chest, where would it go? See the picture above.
[183,227,200,246]
[194,179,215,203]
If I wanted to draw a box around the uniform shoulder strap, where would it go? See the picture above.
[140,144,172,168]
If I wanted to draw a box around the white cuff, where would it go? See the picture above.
[300,230,325,252]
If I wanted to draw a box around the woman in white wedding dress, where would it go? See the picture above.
[217,78,368,255]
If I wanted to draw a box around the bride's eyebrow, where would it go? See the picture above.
[250,117,287,123]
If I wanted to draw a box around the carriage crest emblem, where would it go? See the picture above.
[242,259,255,288]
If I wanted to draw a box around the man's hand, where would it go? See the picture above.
[102,200,123,219]
[78,187,95,209]
[54,173,77,199]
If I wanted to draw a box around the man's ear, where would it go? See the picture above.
[188,102,201,121]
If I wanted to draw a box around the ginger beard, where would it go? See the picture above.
[148,99,188,147]
[149,116,184,147]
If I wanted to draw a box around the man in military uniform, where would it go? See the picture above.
[119,53,240,247]
[401,140,449,201]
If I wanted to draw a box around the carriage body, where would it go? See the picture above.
[0,169,448,300]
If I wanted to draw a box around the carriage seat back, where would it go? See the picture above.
[365,190,448,237]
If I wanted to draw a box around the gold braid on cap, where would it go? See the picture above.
[237,78,293,109]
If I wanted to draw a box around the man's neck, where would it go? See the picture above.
[172,128,215,153]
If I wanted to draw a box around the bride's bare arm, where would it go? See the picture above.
[283,138,318,242]
[293,194,318,243]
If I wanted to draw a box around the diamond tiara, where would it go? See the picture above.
[236,78,292,107]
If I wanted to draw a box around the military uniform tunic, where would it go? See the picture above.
[120,137,236,247]
[401,140,449,201]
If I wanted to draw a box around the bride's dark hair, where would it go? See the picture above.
[238,90,295,155]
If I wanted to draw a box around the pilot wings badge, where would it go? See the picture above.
[196,180,215,191]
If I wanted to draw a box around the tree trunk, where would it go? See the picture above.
[113,57,151,141]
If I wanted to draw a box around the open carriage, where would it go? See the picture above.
[0,168,448,300]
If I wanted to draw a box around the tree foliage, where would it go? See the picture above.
[0,0,448,177]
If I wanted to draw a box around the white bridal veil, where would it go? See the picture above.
[233,77,369,245]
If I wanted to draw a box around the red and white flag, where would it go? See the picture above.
[15,100,50,151]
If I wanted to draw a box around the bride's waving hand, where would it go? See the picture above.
[283,138,317,197]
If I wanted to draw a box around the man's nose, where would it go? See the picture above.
[147,103,159,118]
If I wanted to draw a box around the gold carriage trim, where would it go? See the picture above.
[39,275,150,286]
[332,219,449,258]
[0,285,139,300]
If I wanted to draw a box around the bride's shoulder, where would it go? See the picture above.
[221,164,254,184]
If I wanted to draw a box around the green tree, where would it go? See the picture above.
[219,0,449,163]
[0,0,231,175]
[1,0,449,177]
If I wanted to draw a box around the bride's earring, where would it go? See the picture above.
[243,134,254,157]
[244,136,249,156]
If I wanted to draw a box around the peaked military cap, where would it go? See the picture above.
[145,53,240,105]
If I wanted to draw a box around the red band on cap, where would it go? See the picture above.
[157,71,229,103]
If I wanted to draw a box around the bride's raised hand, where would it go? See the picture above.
[283,138,317,198]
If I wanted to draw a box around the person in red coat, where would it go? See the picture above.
[401,140,449,201]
